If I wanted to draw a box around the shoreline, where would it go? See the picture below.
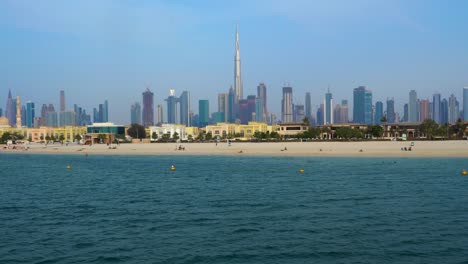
[1,141,468,158]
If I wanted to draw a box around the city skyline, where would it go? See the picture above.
[1,1,468,124]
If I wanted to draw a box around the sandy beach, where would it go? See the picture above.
[2,140,468,157]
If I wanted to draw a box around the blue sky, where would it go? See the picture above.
[1,0,468,124]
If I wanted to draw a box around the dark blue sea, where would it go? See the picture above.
[1,154,468,264]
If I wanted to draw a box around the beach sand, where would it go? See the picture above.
[2,140,468,157]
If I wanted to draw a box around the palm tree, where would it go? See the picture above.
[380,116,387,138]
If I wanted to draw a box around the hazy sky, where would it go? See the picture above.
[1,0,468,124]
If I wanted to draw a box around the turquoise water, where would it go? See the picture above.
[1,154,468,263]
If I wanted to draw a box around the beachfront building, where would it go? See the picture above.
[278,123,308,137]
[149,124,187,141]
[205,123,237,139]
[185,127,200,141]
[86,122,125,144]
[236,122,269,138]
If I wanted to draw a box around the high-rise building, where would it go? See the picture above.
[234,24,243,113]
[441,98,448,124]
[293,104,305,123]
[0,108,2,117]
[341,100,349,123]
[257,83,267,122]
[46,111,58,127]
[324,89,333,125]
[199,100,209,127]
[305,92,312,121]
[16,96,21,128]
[255,97,264,122]
[228,87,236,123]
[5,89,15,127]
[103,100,109,122]
[281,87,293,123]
[60,111,76,126]
[179,91,190,126]
[386,98,396,123]
[21,105,26,127]
[353,86,372,124]
[375,101,383,125]
[432,93,441,124]
[419,99,430,121]
[316,104,324,126]
[238,99,249,124]
[218,93,229,122]
[157,104,164,124]
[60,90,65,112]
[403,103,408,122]
[448,94,458,124]
[130,102,142,125]
[409,90,418,122]
[463,87,468,121]
[142,88,154,127]
[26,101,35,128]
[246,95,256,123]
[166,89,178,124]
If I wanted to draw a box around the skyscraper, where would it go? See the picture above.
[441,98,448,124]
[353,86,372,124]
[228,87,235,123]
[463,87,468,121]
[386,98,396,123]
[238,99,249,124]
[199,100,209,127]
[294,104,305,123]
[432,93,441,124]
[166,89,178,124]
[409,90,418,122]
[142,88,154,127]
[448,94,458,124]
[218,93,229,122]
[179,91,190,126]
[5,89,15,127]
[21,105,26,127]
[375,101,383,125]
[130,102,142,125]
[324,88,333,125]
[305,92,312,121]
[255,97,264,122]
[403,103,408,122]
[281,87,293,123]
[234,24,243,109]
[316,104,324,126]
[419,99,430,121]
[60,90,65,112]
[26,101,35,128]
[16,96,21,128]
[103,100,109,122]
[257,83,267,122]
[341,100,349,123]
[157,104,164,124]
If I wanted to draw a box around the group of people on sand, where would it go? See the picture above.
[401,146,412,151]
[176,145,185,151]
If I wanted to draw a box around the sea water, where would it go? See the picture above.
[1,154,467,263]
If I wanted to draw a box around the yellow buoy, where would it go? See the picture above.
[170,165,176,171]
[462,169,467,176]
[299,169,304,173]
[66,165,71,169]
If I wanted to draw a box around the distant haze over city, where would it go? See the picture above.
[1,1,468,125]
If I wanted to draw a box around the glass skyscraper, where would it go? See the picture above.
[281,87,293,123]
[353,86,372,124]
[463,87,468,121]
[198,100,209,127]
[374,101,383,125]
[26,101,35,128]
[432,93,441,124]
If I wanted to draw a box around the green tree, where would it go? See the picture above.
[302,117,310,126]
[152,132,158,141]
[172,132,179,140]
[420,119,438,139]
[59,134,65,142]
[127,123,146,139]
[45,135,51,142]
[367,125,384,138]
[97,134,107,143]
[74,134,82,141]
[205,132,213,141]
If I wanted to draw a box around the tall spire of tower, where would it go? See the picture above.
[234,23,242,103]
